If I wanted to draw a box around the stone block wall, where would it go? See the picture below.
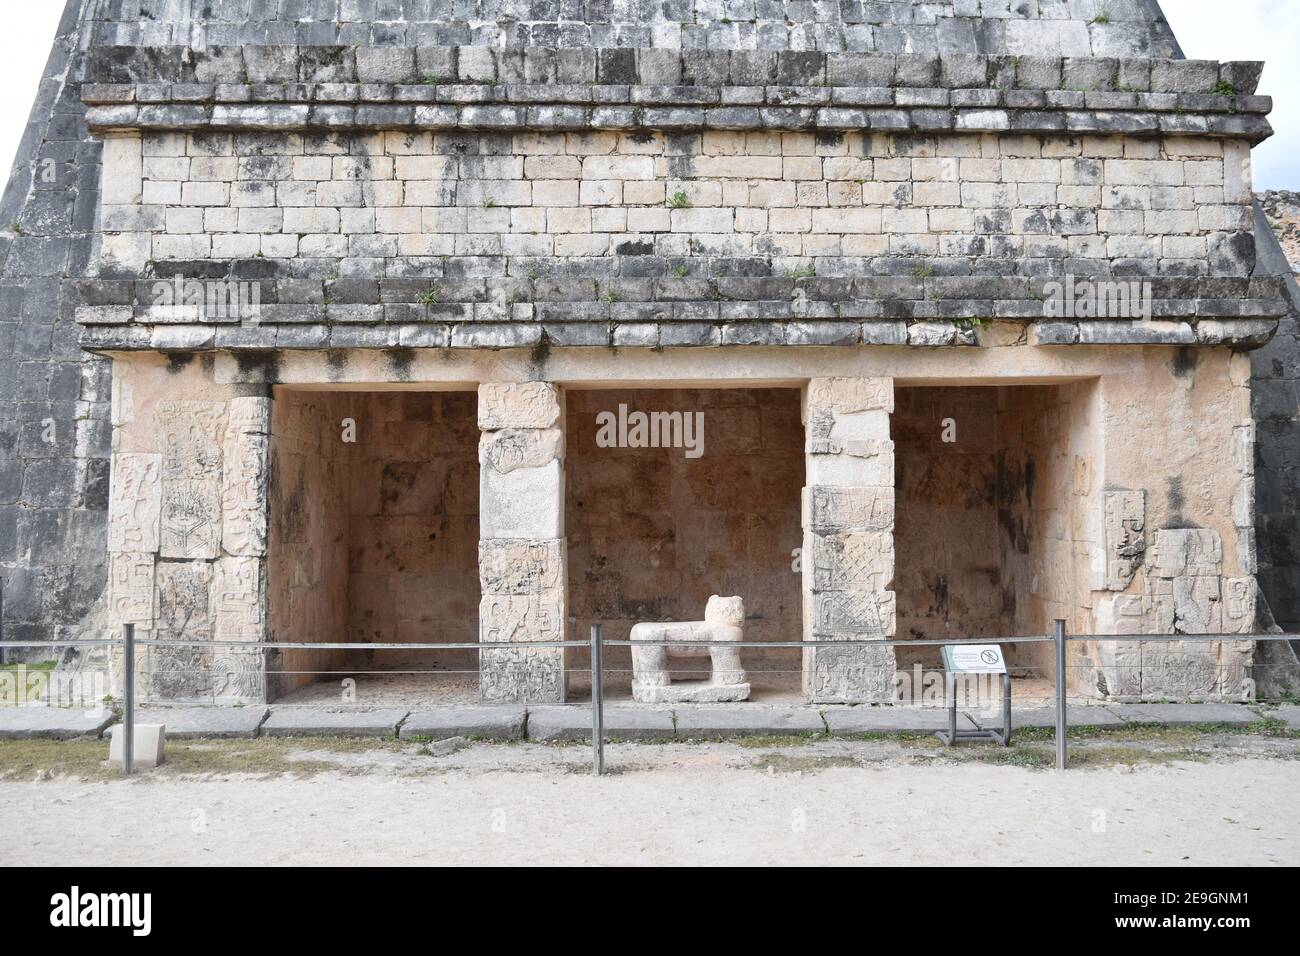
[1252,192,1300,634]
[82,0,1180,56]
[564,387,804,685]
[344,391,479,670]
[1086,348,1258,700]
[95,129,1256,285]
[802,376,896,703]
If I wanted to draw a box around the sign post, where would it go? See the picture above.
[935,643,1012,747]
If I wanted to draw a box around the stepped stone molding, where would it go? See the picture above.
[83,50,1272,143]
[74,274,1288,352]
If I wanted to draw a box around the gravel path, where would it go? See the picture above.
[2,743,1296,866]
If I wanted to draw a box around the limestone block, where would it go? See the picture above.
[478,382,560,430]
[1089,637,1143,698]
[1149,528,1222,578]
[1219,640,1255,699]
[805,643,897,705]
[221,429,268,556]
[1142,578,1176,634]
[154,400,225,480]
[479,458,564,539]
[226,396,271,436]
[802,485,894,533]
[478,538,566,595]
[155,560,212,639]
[1222,577,1257,635]
[1231,477,1255,529]
[107,453,162,553]
[809,531,894,592]
[1231,423,1255,476]
[805,377,894,417]
[108,552,155,628]
[159,478,222,559]
[101,135,142,206]
[1172,575,1222,634]
[479,592,565,703]
[1236,528,1258,576]
[805,377,893,447]
[1102,489,1145,590]
[811,590,897,638]
[479,428,563,474]
[1136,642,1221,700]
[213,555,263,642]
[804,440,894,487]
[108,723,165,770]
[210,647,267,703]
[479,647,566,703]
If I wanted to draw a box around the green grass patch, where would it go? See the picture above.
[752,752,860,773]
[732,733,825,748]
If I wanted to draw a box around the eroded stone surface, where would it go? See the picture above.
[1103,489,1146,590]
[478,382,560,430]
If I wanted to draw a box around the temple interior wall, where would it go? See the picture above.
[892,382,1095,681]
[564,387,804,691]
[267,389,480,697]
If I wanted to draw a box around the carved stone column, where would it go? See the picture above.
[801,377,897,703]
[477,382,567,703]
[106,381,269,703]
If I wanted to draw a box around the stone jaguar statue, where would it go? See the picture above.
[630,595,750,703]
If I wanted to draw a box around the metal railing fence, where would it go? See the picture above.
[1,622,1297,775]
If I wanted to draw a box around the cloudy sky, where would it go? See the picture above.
[0,2,1296,191]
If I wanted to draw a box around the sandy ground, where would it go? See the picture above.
[1,736,1297,866]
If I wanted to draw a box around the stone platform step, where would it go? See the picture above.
[1272,705,1300,730]
[0,702,1273,742]
[135,706,269,738]
[399,706,527,741]
[0,708,117,740]
[527,705,675,742]
[1105,702,1259,726]
[261,707,409,737]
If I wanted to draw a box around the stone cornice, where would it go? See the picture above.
[82,49,1272,142]
[73,274,1288,352]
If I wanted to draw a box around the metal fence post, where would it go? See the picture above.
[123,623,135,776]
[590,624,604,776]
[1054,619,1067,771]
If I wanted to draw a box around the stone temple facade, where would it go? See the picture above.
[1,0,1297,705]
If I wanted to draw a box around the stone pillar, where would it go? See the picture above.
[477,382,568,703]
[801,377,897,703]
[105,379,270,703]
